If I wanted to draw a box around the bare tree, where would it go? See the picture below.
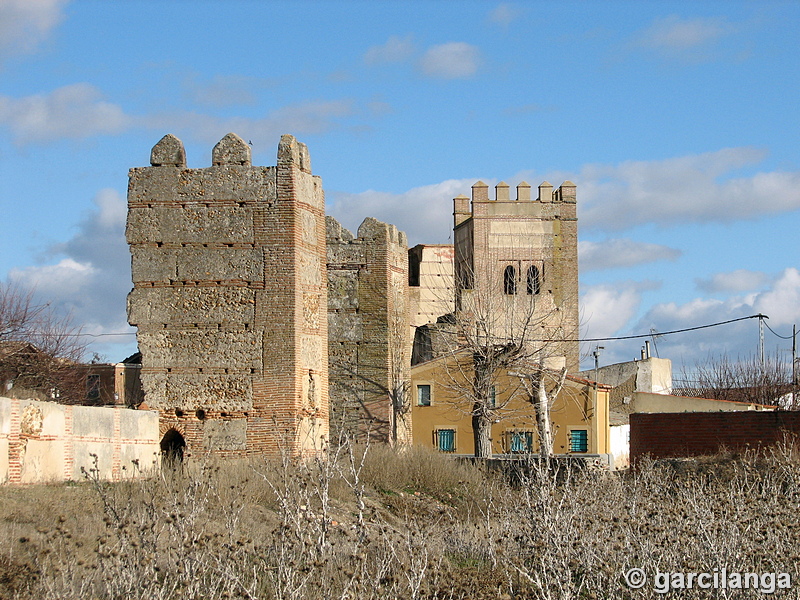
[0,281,88,402]
[513,364,568,460]
[429,261,577,459]
[674,352,795,408]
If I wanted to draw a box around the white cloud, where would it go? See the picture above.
[0,83,355,145]
[183,74,260,108]
[0,0,68,63]
[580,280,660,341]
[327,178,478,246]
[579,238,681,271]
[641,15,731,49]
[10,258,95,296]
[577,147,800,231]
[635,15,734,62]
[7,188,135,359]
[142,99,355,146]
[418,42,481,79]
[488,3,523,27]
[753,268,800,327]
[626,268,800,367]
[695,269,771,294]
[0,83,130,143]
[364,35,414,65]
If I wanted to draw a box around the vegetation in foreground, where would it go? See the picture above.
[1,444,799,600]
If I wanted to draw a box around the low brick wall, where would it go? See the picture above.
[0,396,160,484]
[630,411,800,462]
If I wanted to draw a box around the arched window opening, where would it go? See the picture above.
[503,265,517,295]
[527,265,541,295]
[160,429,186,467]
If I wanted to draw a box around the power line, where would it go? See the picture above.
[763,320,795,341]
[14,331,138,339]
[22,313,772,344]
[572,314,765,343]
[76,332,137,338]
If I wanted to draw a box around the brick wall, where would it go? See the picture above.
[452,180,580,372]
[630,411,800,461]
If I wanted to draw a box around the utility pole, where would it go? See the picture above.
[793,324,797,384]
[592,345,604,384]
[759,314,767,366]
[793,324,797,408]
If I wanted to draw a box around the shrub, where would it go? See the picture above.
[0,445,797,599]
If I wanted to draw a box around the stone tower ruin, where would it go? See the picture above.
[127,133,328,457]
[326,216,411,445]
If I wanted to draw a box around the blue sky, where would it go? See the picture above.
[1,0,798,373]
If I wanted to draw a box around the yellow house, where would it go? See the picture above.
[411,354,611,457]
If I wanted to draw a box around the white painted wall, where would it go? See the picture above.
[610,424,630,469]
[1,396,159,485]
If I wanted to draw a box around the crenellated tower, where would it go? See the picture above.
[452,180,579,372]
[326,216,411,445]
[127,133,328,457]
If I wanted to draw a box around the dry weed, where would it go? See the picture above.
[0,445,798,599]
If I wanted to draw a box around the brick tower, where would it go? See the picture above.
[452,180,580,372]
[127,133,328,457]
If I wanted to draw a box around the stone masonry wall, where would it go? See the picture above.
[326,216,410,445]
[127,133,328,457]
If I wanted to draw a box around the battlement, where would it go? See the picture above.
[453,180,577,227]
[325,215,411,445]
[127,132,328,458]
[325,216,408,249]
[466,180,576,204]
[145,131,313,172]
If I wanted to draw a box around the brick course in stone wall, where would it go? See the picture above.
[127,133,328,457]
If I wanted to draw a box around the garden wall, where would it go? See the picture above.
[0,396,159,484]
[630,411,800,461]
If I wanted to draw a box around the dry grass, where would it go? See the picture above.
[1,444,799,599]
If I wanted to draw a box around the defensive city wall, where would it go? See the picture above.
[0,396,159,484]
[326,216,410,446]
[127,133,329,457]
[2,132,589,479]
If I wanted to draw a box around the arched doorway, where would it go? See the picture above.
[160,429,186,467]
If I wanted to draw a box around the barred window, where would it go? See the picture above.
[509,431,533,453]
[569,429,588,453]
[436,429,456,452]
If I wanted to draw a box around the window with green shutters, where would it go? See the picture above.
[437,429,455,453]
[570,429,588,453]
[509,431,533,453]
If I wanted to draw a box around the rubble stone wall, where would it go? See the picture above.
[326,216,410,445]
[127,133,328,457]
